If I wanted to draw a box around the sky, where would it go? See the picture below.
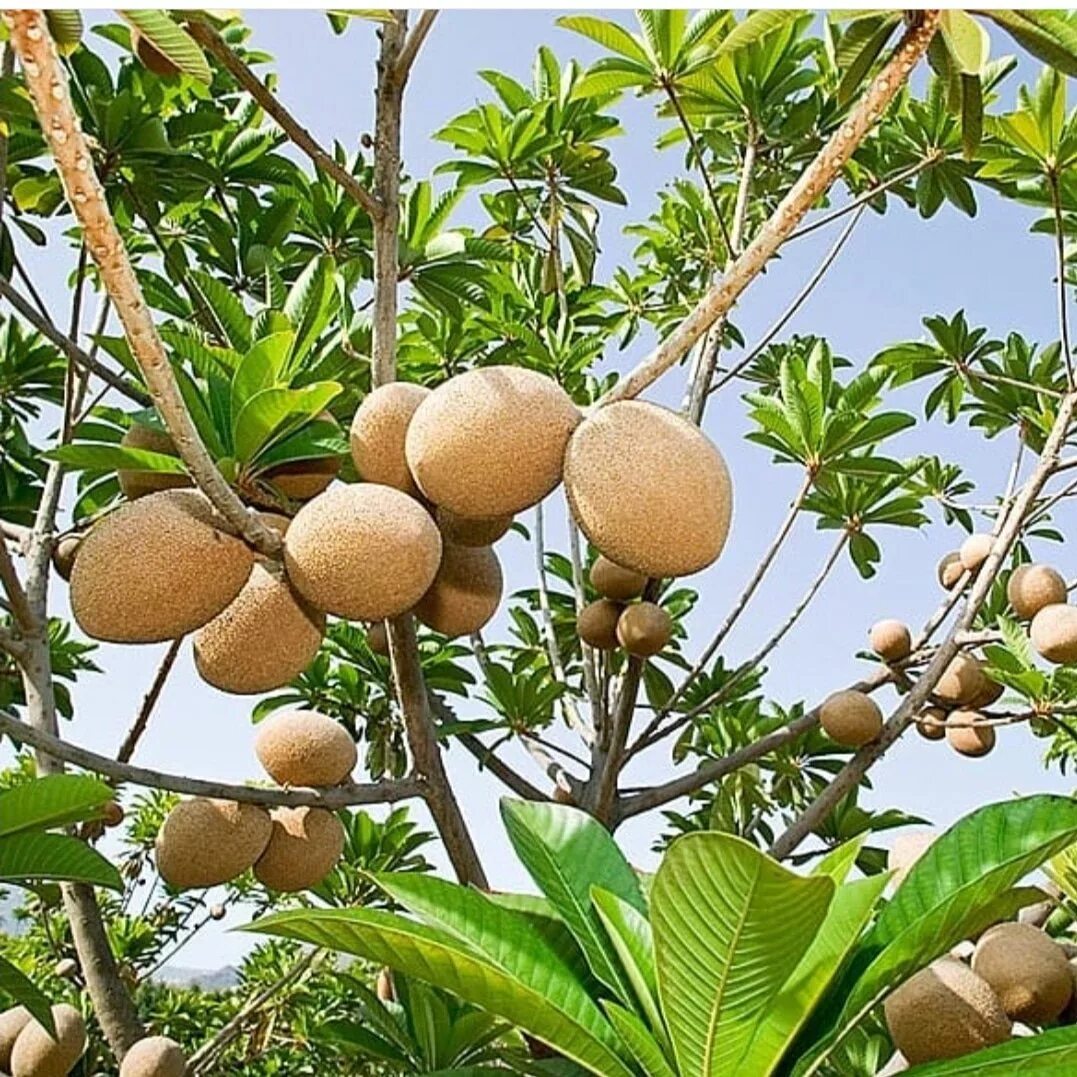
[5,11,1076,969]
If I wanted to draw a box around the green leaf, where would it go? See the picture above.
[0,954,53,1032]
[249,907,634,1077]
[556,16,651,66]
[500,799,644,1002]
[905,1024,1077,1073]
[283,255,337,367]
[232,383,341,463]
[48,444,186,475]
[982,10,1077,78]
[717,10,805,56]
[603,1003,675,1077]
[231,331,295,409]
[940,10,990,75]
[961,74,984,159]
[651,831,834,1076]
[120,11,211,83]
[188,271,252,352]
[0,775,113,838]
[0,832,122,890]
[45,11,84,54]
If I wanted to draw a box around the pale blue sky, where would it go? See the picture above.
[6,11,1074,968]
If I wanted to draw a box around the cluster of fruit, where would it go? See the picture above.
[58,367,734,698]
[0,1004,184,1077]
[155,711,354,894]
[576,556,672,656]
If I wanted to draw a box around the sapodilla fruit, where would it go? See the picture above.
[70,489,253,643]
[564,401,732,579]
[616,602,672,657]
[118,422,191,501]
[254,806,345,892]
[819,690,883,748]
[405,366,581,517]
[968,676,1004,710]
[1008,564,1067,620]
[946,710,995,757]
[884,958,1011,1065]
[50,533,82,581]
[350,383,431,496]
[0,1007,31,1071]
[1030,604,1077,664]
[262,454,341,503]
[193,563,325,695]
[254,710,357,788]
[959,533,994,573]
[590,555,647,602]
[577,599,624,650]
[888,831,935,887]
[869,619,912,662]
[367,621,389,655]
[119,1036,187,1077]
[938,551,964,590]
[283,483,442,621]
[155,798,271,890]
[934,653,987,706]
[10,1004,86,1077]
[916,706,948,741]
[435,506,514,548]
[972,923,1074,1025]
[414,543,502,638]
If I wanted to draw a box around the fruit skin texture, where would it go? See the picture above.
[938,551,964,590]
[283,483,442,621]
[10,1004,87,1077]
[616,602,672,657]
[819,690,882,748]
[70,489,253,643]
[435,507,513,548]
[934,653,987,706]
[564,401,732,579]
[968,676,1003,710]
[414,543,502,638]
[254,710,357,788]
[0,1007,31,1071]
[118,423,191,501]
[155,798,272,890]
[959,532,994,572]
[1030,604,1077,664]
[350,383,431,497]
[1008,564,1067,620]
[945,710,995,757]
[50,534,82,581]
[884,957,1011,1065]
[869,619,911,662]
[366,621,389,656]
[405,366,581,517]
[972,923,1074,1025]
[193,563,325,695]
[254,806,345,892]
[261,454,341,503]
[916,707,948,741]
[577,599,624,651]
[119,1036,187,1077]
[590,555,647,602]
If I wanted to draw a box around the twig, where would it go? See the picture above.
[395,9,437,82]
[115,639,183,765]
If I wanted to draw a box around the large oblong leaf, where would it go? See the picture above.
[651,831,834,1077]
[121,11,211,83]
[0,954,54,1031]
[0,775,114,838]
[0,832,121,890]
[905,1024,1077,1074]
[232,383,341,463]
[249,907,634,1077]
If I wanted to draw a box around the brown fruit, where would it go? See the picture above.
[52,959,77,980]
[888,832,935,887]
[102,801,124,828]
[254,710,357,788]
[972,923,1074,1025]
[435,506,513,547]
[254,806,345,892]
[916,707,948,741]
[414,543,503,638]
[819,690,883,748]
[1030,604,1077,664]
[209,904,226,921]
[366,621,389,656]
[193,563,325,694]
[938,551,964,590]
[350,383,431,496]
[50,534,82,582]
[118,423,191,501]
[405,366,581,517]
[576,599,624,651]
[590,555,647,601]
[968,676,1004,710]
[934,653,988,707]
[283,484,442,621]
[261,453,341,504]
[884,958,1011,1065]
[946,710,996,758]
[133,30,181,77]
[959,533,994,573]
[376,968,395,1002]
[155,798,272,890]
[119,1036,187,1077]
[616,602,672,657]
[70,490,253,643]
[10,1003,87,1077]
[870,619,912,662]
[0,1008,31,1071]
[564,401,732,579]
[1008,564,1067,620]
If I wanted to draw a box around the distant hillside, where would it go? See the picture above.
[153,965,240,990]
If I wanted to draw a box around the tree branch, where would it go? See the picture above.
[115,638,183,764]
[395,9,437,83]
